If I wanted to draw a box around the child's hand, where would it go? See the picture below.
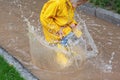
[70,23,76,29]
[57,28,64,39]
[70,24,82,38]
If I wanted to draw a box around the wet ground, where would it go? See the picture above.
[0,0,120,80]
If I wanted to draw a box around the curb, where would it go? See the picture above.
[78,3,120,26]
[0,47,39,80]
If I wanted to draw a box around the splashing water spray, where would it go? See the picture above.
[27,11,98,72]
[14,0,99,71]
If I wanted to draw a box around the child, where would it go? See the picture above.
[40,0,88,68]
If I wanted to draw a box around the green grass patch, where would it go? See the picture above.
[89,0,120,14]
[0,55,25,80]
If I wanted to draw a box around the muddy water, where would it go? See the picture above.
[0,0,120,80]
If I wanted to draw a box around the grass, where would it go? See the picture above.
[89,0,120,14]
[0,55,25,80]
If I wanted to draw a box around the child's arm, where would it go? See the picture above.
[70,24,82,38]
[40,1,60,34]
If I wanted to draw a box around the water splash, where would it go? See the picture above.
[17,1,99,71]
[89,52,115,73]
[75,11,98,58]
[103,52,115,73]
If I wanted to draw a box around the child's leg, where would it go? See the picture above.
[56,44,70,68]
[55,32,84,68]
[55,32,74,68]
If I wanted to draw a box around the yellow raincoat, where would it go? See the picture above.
[40,0,77,43]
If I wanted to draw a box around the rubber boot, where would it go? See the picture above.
[56,44,71,68]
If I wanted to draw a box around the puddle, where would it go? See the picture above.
[0,0,120,80]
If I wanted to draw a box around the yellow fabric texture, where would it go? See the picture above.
[40,0,77,43]
[56,44,69,67]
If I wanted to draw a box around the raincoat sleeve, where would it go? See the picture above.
[71,19,77,25]
[40,1,60,33]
